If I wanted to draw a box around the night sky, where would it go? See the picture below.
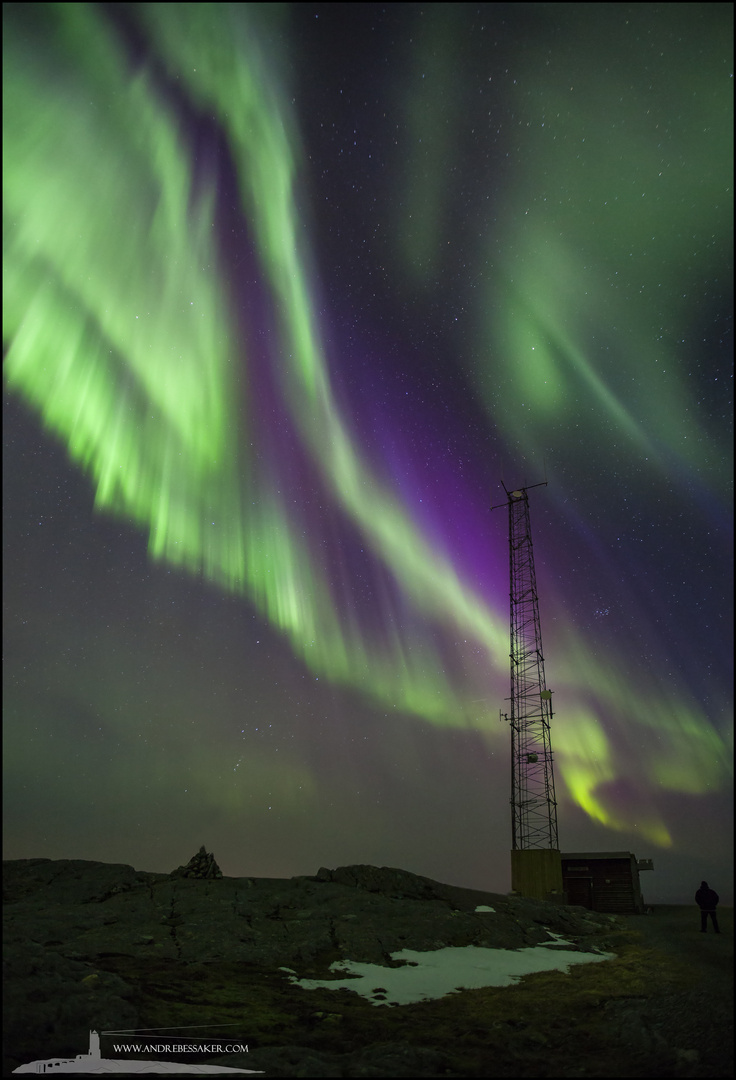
[3,3,733,905]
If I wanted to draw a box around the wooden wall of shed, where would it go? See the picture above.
[562,855,643,913]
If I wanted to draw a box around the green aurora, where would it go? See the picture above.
[3,3,732,850]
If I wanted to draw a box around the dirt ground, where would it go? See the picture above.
[603,904,734,1078]
[617,904,732,982]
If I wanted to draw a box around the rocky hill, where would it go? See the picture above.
[3,855,729,1076]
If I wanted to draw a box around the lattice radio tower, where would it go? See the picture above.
[492,481,559,851]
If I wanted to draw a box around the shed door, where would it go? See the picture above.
[566,875,593,909]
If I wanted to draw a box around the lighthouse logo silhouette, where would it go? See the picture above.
[13,1029,262,1074]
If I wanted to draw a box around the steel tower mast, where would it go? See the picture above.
[492,481,559,852]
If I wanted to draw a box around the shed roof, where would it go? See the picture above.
[561,851,635,860]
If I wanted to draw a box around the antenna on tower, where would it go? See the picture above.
[492,479,562,899]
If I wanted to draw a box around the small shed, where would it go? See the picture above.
[561,851,651,913]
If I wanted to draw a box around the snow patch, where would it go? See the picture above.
[289,942,614,1006]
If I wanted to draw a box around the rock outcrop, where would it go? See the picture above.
[314,864,439,900]
[2,858,626,1077]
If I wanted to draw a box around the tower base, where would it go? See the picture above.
[511,848,564,901]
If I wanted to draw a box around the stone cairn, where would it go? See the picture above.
[170,845,223,880]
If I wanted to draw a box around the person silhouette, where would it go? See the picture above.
[695,880,720,933]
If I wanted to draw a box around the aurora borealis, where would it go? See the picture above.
[3,2,733,903]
